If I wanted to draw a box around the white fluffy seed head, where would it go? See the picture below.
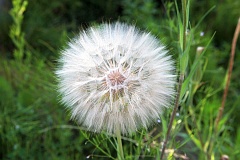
[56,22,176,135]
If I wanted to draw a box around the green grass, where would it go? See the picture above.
[1,0,240,159]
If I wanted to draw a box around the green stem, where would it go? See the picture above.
[182,0,187,52]
[116,125,124,160]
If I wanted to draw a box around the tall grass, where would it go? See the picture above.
[1,0,240,159]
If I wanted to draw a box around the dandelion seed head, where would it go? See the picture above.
[56,22,176,135]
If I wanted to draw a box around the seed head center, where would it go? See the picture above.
[107,70,126,87]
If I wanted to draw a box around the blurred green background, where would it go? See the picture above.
[0,0,240,159]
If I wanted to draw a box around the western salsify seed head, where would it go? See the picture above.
[56,22,176,135]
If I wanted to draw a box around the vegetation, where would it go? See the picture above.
[0,0,239,159]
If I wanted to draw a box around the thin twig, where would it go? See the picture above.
[160,74,184,160]
[160,0,187,159]
[215,18,240,132]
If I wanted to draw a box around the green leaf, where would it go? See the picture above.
[180,32,216,101]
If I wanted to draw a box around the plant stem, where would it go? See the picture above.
[160,74,184,160]
[208,17,240,159]
[116,125,124,160]
[160,0,187,159]
[215,18,240,132]
[182,0,187,52]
